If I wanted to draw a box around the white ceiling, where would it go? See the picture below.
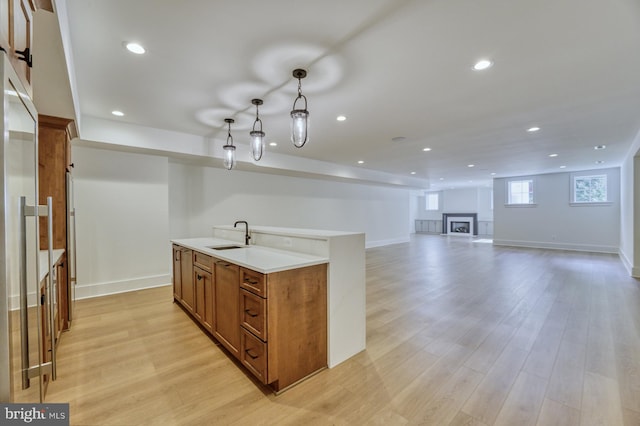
[59,0,640,188]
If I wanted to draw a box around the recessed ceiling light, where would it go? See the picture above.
[269,142,277,147]
[439,177,445,180]
[549,153,558,157]
[595,160,605,165]
[111,110,124,117]
[473,59,493,71]
[490,172,496,176]
[125,42,146,54]
[467,164,475,168]
[422,147,432,152]
[410,172,416,175]
[336,115,346,121]
[594,145,606,150]
[560,165,567,169]
[527,126,540,132]
[357,160,364,164]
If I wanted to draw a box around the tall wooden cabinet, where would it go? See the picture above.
[0,0,38,96]
[38,114,77,332]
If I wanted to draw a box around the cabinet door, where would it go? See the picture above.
[180,249,194,312]
[172,247,182,300]
[55,258,67,336]
[10,0,33,95]
[213,260,240,357]
[193,266,213,332]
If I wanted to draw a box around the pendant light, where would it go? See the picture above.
[249,99,265,161]
[223,118,236,170]
[290,68,309,148]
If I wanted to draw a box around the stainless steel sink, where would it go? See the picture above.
[207,245,244,250]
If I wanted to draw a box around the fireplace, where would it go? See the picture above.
[450,221,470,233]
[442,213,478,236]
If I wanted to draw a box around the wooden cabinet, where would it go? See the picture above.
[239,265,327,392]
[171,243,328,393]
[193,266,213,332]
[213,260,240,357]
[178,249,194,312]
[239,288,266,341]
[0,0,36,96]
[38,115,77,332]
[172,245,182,300]
[192,251,213,332]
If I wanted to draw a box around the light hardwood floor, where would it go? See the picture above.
[46,235,640,425]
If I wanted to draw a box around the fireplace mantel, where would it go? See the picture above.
[442,213,478,236]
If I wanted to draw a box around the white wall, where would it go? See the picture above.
[620,131,640,276]
[73,146,171,299]
[493,168,620,253]
[414,187,494,223]
[168,161,411,248]
[72,146,413,298]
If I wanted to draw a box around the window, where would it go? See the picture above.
[507,179,535,205]
[425,192,439,211]
[573,174,608,203]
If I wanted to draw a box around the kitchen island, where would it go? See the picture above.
[211,226,366,368]
[172,225,366,392]
[171,236,330,392]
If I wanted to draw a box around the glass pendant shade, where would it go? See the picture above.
[250,99,265,161]
[290,69,309,148]
[250,130,264,161]
[222,118,235,170]
[290,110,309,148]
[223,144,235,170]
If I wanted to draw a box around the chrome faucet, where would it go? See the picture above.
[234,220,251,245]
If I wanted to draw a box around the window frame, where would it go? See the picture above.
[505,177,536,207]
[570,173,611,206]
[425,191,440,211]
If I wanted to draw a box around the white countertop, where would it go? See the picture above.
[171,237,329,274]
[39,249,65,282]
[214,225,362,239]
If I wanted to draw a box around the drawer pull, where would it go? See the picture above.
[245,279,258,285]
[197,274,202,281]
[245,349,259,359]
[244,308,259,318]
[216,261,231,267]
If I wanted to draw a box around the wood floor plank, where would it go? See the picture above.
[493,371,548,426]
[536,398,580,426]
[462,344,529,424]
[545,340,586,410]
[41,235,640,425]
[580,371,625,426]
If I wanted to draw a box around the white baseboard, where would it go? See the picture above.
[366,236,410,249]
[619,249,633,276]
[76,274,172,300]
[492,239,618,254]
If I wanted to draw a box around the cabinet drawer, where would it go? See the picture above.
[240,289,267,341]
[240,268,266,297]
[193,251,213,271]
[241,328,268,384]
